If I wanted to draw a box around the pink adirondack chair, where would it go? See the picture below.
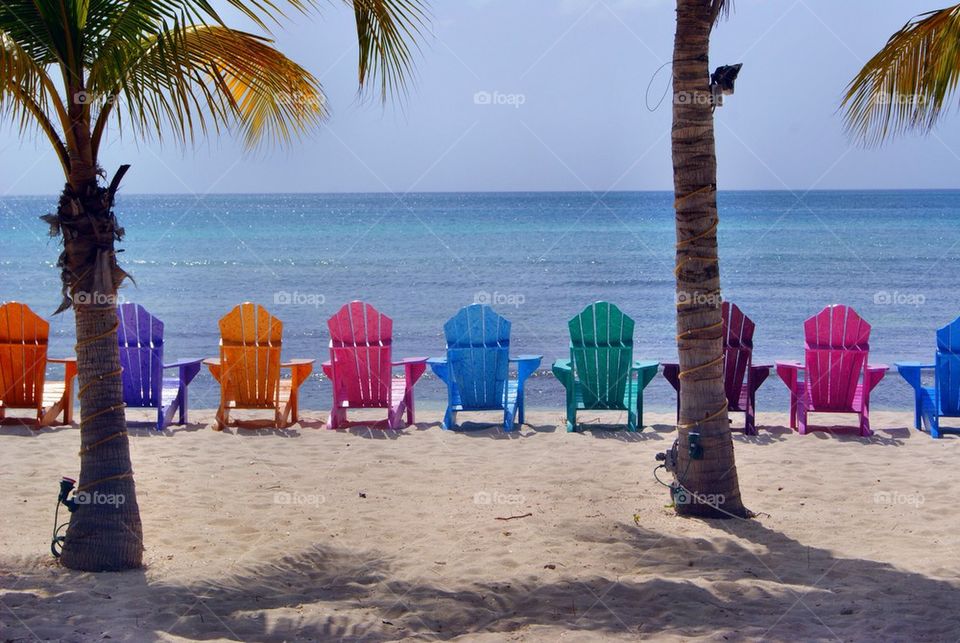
[776,305,888,436]
[322,301,427,429]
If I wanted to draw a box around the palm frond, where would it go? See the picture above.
[349,0,428,102]
[842,4,960,145]
[0,31,70,172]
[711,0,732,25]
[88,24,327,153]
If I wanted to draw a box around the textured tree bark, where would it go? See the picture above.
[60,299,144,571]
[50,82,144,570]
[671,0,747,518]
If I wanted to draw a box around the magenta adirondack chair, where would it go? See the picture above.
[663,302,770,434]
[776,305,888,436]
[322,301,427,429]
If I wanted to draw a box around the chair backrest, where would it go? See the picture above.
[803,305,870,410]
[443,304,511,409]
[935,316,960,415]
[568,302,634,408]
[0,302,49,409]
[218,303,283,408]
[327,301,393,407]
[722,301,755,404]
[117,303,164,407]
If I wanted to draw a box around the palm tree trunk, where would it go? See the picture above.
[670,0,747,518]
[51,131,143,569]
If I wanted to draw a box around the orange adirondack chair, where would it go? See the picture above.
[203,303,313,430]
[0,302,76,426]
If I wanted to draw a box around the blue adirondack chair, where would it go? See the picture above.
[897,316,960,438]
[117,303,202,430]
[552,301,659,432]
[428,304,541,431]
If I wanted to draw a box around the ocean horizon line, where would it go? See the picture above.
[3,187,960,198]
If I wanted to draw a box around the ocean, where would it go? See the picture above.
[2,190,958,415]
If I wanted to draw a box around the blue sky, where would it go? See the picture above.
[2,0,959,195]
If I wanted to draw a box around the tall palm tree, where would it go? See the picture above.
[842,5,960,144]
[670,0,747,518]
[0,0,425,571]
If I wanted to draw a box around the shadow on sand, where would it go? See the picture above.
[4,515,956,641]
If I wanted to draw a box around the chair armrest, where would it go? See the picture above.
[552,359,573,390]
[392,357,428,366]
[202,357,222,382]
[321,360,333,379]
[164,358,203,370]
[775,360,807,395]
[428,357,451,384]
[394,357,428,389]
[48,357,78,382]
[631,361,659,389]
[281,359,316,367]
[510,355,542,385]
[775,361,804,392]
[865,364,888,393]
[896,362,934,393]
[748,364,772,390]
[163,358,203,387]
[661,362,680,391]
[281,359,315,389]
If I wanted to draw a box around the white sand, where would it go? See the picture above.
[1,408,958,642]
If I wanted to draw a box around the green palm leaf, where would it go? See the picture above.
[842,4,960,145]
[0,0,428,178]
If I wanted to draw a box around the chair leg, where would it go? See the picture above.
[387,409,402,430]
[404,390,416,426]
[328,407,345,430]
[177,385,188,426]
[745,393,757,436]
[860,408,873,437]
[744,409,755,436]
[796,403,807,435]
[442,407,456,430]
[566,408,577,433]
[930,416,941,439]
[215,406,227,431]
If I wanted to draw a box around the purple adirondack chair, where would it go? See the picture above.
[663,302,770,434]
[322,301,427,429]
[776,305,888,436]
[117,303,201,431]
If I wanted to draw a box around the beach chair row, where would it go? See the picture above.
[1,300,957,438]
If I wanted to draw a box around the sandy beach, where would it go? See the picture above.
[1,408,957,642]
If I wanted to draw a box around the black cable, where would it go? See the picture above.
[51,501,69,558]
[645,60,674,112]
[653,464,672,488]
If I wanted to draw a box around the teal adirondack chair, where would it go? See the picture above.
[552,302,659,432]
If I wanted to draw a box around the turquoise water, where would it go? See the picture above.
[2,190,959,414]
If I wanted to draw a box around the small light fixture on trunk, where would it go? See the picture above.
[710,63,742,108]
